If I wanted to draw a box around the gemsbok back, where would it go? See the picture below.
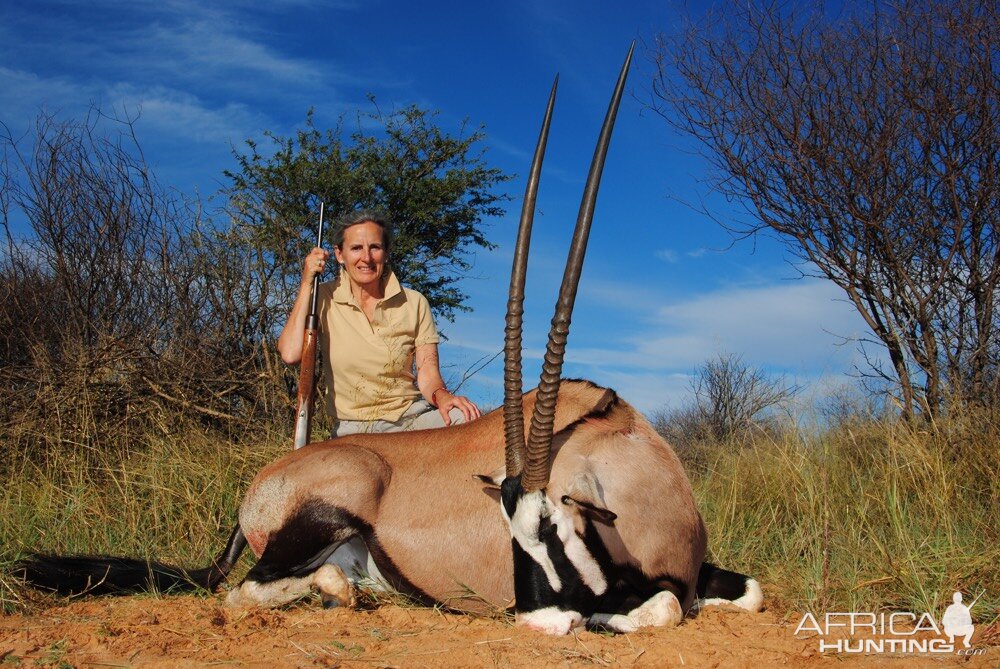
[17,44,763,634]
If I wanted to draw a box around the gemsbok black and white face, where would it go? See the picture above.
[500,476,697,634]
[498,476,612,634]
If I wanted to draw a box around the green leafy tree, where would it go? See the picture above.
[225,103,511,323]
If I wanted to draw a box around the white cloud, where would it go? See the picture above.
[106,85,264,145]
[444,276,877,415]
[1,1,354,108]
[0,67,92,123]
[131,18,329,90]
[655,248,678,263]
[647,279,864,367]
[0,68,265,148]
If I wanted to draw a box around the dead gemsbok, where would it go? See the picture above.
[18,45,762,634]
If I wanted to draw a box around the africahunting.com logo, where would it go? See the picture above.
[794,591,986,656]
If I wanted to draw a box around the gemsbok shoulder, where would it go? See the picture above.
[18,44,763,634]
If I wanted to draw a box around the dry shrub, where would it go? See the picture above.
[0,113,309,463]
[653,354,798,474]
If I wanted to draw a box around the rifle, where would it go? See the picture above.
[293,202,325,450]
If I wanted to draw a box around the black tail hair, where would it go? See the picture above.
[696,562,756,601]
[15,525,247,597]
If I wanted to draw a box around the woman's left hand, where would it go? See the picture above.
[435,390,481,425]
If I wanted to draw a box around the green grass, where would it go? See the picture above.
[2,414,997,627]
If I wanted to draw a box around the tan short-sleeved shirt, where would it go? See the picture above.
[317,271,440,422]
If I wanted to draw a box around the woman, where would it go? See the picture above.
[277,210,481,436]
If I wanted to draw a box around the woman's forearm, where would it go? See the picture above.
[415,344,447,402]
[276,282,314,365]
[415,343,481,424]
[278,247,329,365]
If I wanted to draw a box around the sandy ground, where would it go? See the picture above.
[1,595,996,668]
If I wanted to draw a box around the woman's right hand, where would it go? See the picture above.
[301,247,330,285]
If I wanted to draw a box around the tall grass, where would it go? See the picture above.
[693,413,999,623]
[0,429,285,612]
[3,413,997,627]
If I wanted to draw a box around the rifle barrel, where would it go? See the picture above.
[293,202,325,450]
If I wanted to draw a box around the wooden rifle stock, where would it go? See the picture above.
[293,203,325,450]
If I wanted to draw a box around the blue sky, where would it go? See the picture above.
[1,0,875,414]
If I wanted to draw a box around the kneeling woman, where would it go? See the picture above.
[277,209,481,437]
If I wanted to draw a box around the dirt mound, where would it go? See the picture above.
[1,596,995,667]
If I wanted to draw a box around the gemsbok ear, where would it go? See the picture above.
[561,495,618,525]
[473,472,504,489]
[561,470,618,524]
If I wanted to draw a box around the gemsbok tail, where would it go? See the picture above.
[15,525,246,597]
[694,562,764,612]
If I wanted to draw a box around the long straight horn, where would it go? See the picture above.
[504,76,559,478]
[522,43,635,493]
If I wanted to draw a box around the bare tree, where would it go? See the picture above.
[649,0,999,418]
[653,353,797,472]
[692,353,798,442]
[0,112,275,454]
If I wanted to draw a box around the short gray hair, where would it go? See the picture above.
[332,209,393,253]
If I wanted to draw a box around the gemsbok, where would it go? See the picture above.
[18,45,763,634]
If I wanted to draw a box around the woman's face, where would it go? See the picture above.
[334,221,387,290]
